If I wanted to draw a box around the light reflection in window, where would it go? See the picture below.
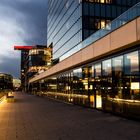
[86,0,112,3]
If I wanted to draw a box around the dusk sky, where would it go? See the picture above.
[0,0,47,78]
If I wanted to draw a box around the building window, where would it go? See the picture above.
[112,55,123,99]
[100,0,105,3]
[95,63,101,78]
[73,68,83,94]
[102,59,112,97]
[123,51,140,100]
[87,0,112,3]
[105,0,112,4]
[124,51,139,75]
[94,63,102,109]
[95,19,101,29]
[101,20,106,28]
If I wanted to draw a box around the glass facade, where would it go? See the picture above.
[47,0,140,61]
[27,47,52,81]
[29,46,140,119]
[20,0,139,120]
[82,0,140,39]
[47,0,82,60]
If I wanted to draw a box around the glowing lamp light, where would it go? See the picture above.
[131,82,140,90]
[96,95,102,108]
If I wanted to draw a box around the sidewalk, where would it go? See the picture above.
[0,92,140,140]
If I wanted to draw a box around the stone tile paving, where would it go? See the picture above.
[0,92,140,140]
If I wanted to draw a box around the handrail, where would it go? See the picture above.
[61,2,140,61]
[82,2,140,49]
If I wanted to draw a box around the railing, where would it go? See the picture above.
[82,2,140,49]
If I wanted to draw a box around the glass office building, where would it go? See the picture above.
[47,0,140,61]
[82,0,140,39]
[29,2,140,120]
[47,0,82,61]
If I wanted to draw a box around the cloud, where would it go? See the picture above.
[0,57,21,78]
[0,17,25,58]
[0,0,47,78]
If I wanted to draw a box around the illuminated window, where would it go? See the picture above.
[88,0,95,2]
[29,49,37,55]
[95,0,100,2]
[95,19,100,29]
[100,0,105,3]
[101,20,105,28]
[106,0,112,4]
[106,20,111,30]
[88,0,112,3]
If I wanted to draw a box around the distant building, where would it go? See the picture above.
[13,78,21,90]
[0,73,13,90]
[14,45,52,91]
[27,45,52,79]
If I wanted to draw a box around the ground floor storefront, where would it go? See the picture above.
[28,45,140,120]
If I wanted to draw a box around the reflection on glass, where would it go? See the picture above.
[102,59,112,100]
[73,68,83,95]
[30,49,140,114]
[95,64,101,78]
[112,55,123,99]
[102,59,112,76]
[94,63,102,109]
[124,51,140,100]
[124,51,139,75]
[82,67,90,95]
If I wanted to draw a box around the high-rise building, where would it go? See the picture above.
[47,0,140,61]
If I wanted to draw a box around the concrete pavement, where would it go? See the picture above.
[0,92,140,140]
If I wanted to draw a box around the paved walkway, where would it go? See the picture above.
[0,92,140,140]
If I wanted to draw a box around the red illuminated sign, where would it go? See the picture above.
[14,46,34,50]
